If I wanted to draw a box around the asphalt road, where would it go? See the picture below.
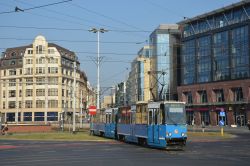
[0,132,250,166]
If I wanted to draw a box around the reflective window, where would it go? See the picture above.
[199,90,208,103]
[34,112,44,121]
[155,34,170,100]
[183,40,195,84]
[213,31,230,81]
[182,7,250,37]
[197,36,211,83]
[47,112,58,121]
[231,26,249,79]
[232,87,243,101]
[183,92,193,104]
[138,61,144,101]
[201,111,210,126]
[23,112,32,121]
[6,113,15,122]
[214,89,225,102]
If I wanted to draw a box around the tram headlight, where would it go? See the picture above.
[181,133,185,137]
[166,132,172,137]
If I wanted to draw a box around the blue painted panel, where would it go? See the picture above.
[104,123,116,138]
[91,123,105,136]
[117,124,131,135]
[153,125,160,144]
[134,124,147,138]
[165,125,187,139]
[147,125,166,148]
[147,125,153,143]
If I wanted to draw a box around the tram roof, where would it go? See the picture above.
[148,101,185,109]
[105,108,118,113]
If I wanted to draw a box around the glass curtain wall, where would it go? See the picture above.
[231,25,249,79]
[213,31,230,81]
[183,40,195,84]
[197,36,211,83]
[138,61,144,101]
[156,34,170,100]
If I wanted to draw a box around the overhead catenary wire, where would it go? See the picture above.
[0,37,146,44]
[13,0,122,31]
[0,0,72,15]
[0,25,152,33]
[8,0,150,39]
[69,2,147,32]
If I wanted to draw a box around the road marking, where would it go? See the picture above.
[39,150,56,153]
[72,149,88,152]
[0,145,18,150]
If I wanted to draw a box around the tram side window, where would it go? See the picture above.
[109,114,112,123]
[161,104,165,125]
[126,111,131,124]
[155,109,158,125]
[142,105,148,124]
[111,110,114,123]
[101,111,105,123]
[106,114,111,123]
[136,106,142,124]
[149,111,153,125]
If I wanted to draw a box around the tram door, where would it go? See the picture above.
[148,108,160,144]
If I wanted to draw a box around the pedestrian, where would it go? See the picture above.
[247,120,250,130]
[202,121,205,128]
[192,119,195,126]
[2,122,8,135]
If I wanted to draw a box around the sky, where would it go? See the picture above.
[0,0,240,91]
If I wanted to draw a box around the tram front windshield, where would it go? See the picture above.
[165,104,186,125]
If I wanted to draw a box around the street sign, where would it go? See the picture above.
[219,111,225,117]
[219,120,225,126]
[88,105,97,115]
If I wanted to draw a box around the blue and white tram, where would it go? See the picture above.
[90,101,187,149]
[90,108,118,139]
[147,101,187,148]
[116,101,187,149]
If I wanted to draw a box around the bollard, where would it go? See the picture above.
[221,127,224,136]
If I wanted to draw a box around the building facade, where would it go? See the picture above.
[178,1,250,126]
[126,46,152,105]
[149,24,180,101]
[0,35,90,124]
[101,95,113,109]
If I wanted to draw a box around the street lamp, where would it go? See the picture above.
[88,28,108,111]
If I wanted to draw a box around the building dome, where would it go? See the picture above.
[33,35,47,47]
[34,35,46,42]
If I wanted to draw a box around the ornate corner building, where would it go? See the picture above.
[0,35,91,124]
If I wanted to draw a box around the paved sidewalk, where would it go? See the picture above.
[188,125,250,133]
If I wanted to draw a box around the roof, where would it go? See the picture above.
[48,43,75,56]
[178,0,250,25]
[3,45,32,59]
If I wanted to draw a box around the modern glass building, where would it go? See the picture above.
[178,0,250,126]
[149,24,180,101]
[126,46,151,105]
